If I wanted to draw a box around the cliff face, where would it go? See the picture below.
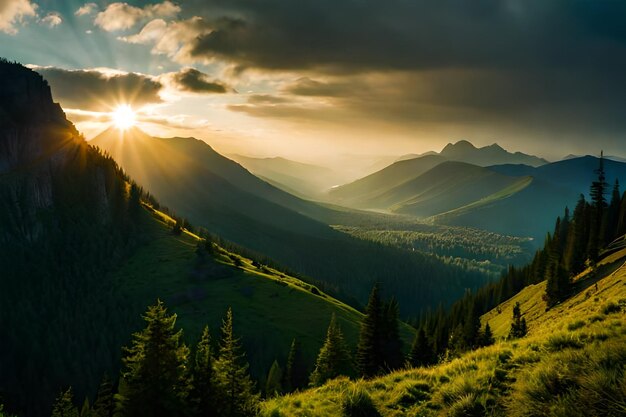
[0,61,111,242]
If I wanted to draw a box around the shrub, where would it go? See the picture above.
[508,362,577,416]
[544,333,583,351]
[391,380,431,407]
[448,393,486,417]
[588,314,604,323]
[601,301,621,315]
[261,407,284,417]
[342,384,382,417]
[567,320,586,331]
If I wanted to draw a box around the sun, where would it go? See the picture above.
[111,105,136,130]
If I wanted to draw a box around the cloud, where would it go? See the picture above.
[0,0,37,34]
[29,65,232,111]
[30,66,164,111]
[180,0,626,74]
[75,3,98,17]
[162,67,232,94]
[40,12,62,28]
[94,1,180,32]
[118,17,212,61]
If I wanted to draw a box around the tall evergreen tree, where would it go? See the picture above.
[480,323,495,347]
[283,339,307,393]
[191,326,216,417]
[619,192,626,238]
[92,375,114,417]
[606,180,621,244]
[116,300,191,417]
[565,195,590,274]
[51,388,78,417]
[356,284,384,378]
[588,152,608,261]
[80,399,91,417]
[264,361,283,398]
[310,314,353,387]
[380,298,404,371]
[462,298,481,348]
[213,308,259,417]
[409,328,433,367]
[508,302,527,339]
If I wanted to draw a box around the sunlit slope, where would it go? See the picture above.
[328,155,446,207]
[482,246,626,339]
[263,248,626,416]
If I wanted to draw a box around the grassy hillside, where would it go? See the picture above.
[262,248,626,416]
[112,205,415,381]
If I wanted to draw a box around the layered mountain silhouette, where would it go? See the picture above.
[228,154,343,199]
[330,140,547,205]
[395,140,548,167]
[91,127,489,316]
[330,140,626,241]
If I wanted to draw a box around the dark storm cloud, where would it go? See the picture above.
[168,68,231,93]
[184,0,626,72]
[179,0,626,147]
[33,66,163,111]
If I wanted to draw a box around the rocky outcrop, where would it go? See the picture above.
[0,60,113,242]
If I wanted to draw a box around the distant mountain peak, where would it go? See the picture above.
[443,140,476,152]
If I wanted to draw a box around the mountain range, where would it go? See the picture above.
[396,139,548,167]
[91,127,489,316]
[227,154,344,199]
[330,142,626,241]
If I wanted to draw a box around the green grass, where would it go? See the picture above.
[110,207,415,381]
[262,248,626,416]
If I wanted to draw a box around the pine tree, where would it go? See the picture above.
[51,387,78,417]
[462,298,481,348]
[409,328,433,367]
[545,257,570,307]
[283,339,307,392]
[310,314,353,386]
[191,326,216,417]
[480,323,495,347]
[356,284,383,378]
[116,300,191,417]
[92,375,114,417]
[619,192,626,238]
[380,298,403,371]
[565,195,589,274]
[264,360,283,397]
[606,180,621,244]
[508,302,527,339]
[588,152,608,261]
[80,398,91,417]
[213,308,259,417]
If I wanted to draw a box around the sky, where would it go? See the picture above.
[1,0,626,165]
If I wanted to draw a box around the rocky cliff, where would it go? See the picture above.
[0,60,113,242]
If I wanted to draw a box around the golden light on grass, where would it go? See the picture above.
[111,105,136,130]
